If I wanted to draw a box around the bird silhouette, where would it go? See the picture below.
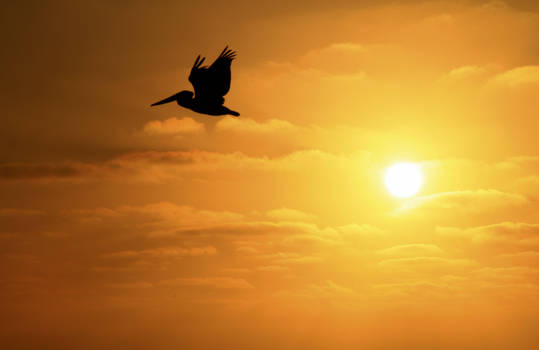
[151,46,240,116]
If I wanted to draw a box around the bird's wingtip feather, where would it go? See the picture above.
[219,45,237,60]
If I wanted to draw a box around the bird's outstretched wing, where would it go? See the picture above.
[188,46,236,104]
[209,46,236,97]
[188,55,207,98]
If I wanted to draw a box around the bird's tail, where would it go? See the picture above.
[228,110,240,117]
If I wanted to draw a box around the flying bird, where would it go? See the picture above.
[151,46,240,117]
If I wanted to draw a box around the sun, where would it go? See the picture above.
[384,162,423,198]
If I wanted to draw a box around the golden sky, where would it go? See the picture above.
[1,1,539,349]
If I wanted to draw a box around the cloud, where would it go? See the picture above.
[103,246,218,259]
[0,149,374,187]
[470,266,539,290]
[257,265,289,272]
[372,280,462,299]
[513,176,539,198]
[378,257,475,270]
[450,65,485,78]
[108,282,153,289]
[423,13,455,26]
[143,117,204,135]
[117,149,343,174]
[334,224,386,249]
[74,199,382,278]
[337,224,385,237]
[216,117,296,134]
[220,268,251,275]
[115,202,244,229]
[265,208,316,222]
[0,162,98,180]
[281,233,339,248]
[159,277,254,289]
[498,156,539,175]
[71,202,267,239]
[68,202,368,252]
[490,65,539,87]
[398,189,528,214]
[266,254,323,265]
[235,246,260,254]
[306,280,357,298]
[441,65,490,82]
[436,222,539,249]
[497,251,539,267]
[377,244,444,257]
[373,265,539,302]
[275,280,357,304]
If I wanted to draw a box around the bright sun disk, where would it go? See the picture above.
[385,162,423,198]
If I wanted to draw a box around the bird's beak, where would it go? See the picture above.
[150,93,180,106]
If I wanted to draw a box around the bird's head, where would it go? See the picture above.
[176,90,194,107]
[151,90,194,107]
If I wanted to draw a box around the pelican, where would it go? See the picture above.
[151,46,240,116]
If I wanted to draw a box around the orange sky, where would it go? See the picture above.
[1,1,539,349]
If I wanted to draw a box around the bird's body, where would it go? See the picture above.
[151,47,240,116]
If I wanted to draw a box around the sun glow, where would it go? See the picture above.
[385,162,423,198]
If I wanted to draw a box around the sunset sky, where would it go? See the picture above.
[1,1,539,349]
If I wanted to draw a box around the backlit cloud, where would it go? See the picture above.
[143,117,205,135]
[398,189,528,214]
